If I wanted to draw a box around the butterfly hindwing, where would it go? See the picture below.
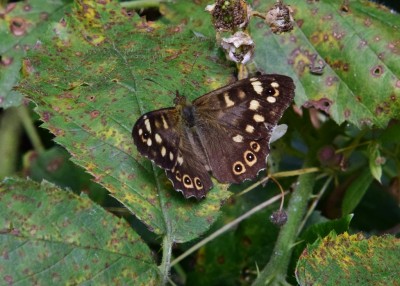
[165,132,213,198]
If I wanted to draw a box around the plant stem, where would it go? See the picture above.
[171,192,287,267]
[17,105,45,154]
[120,0,166,9]
[159,234,173,285]
[252,158,317,286]
[0,108,22,179]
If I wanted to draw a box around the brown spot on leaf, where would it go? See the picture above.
[358,39,367,49]
[23,4,31,11]
[0,56,13,66]
[42,111,51,122]
[344,109,351,118]
[370,65,384,77]
[47,157,64,172]
[40,12,49,21]
[4,275,13,284]
[90,110,100,118]
[296,19,304,28]
[364,18,372,27]
[388,41,400,55]
[326,76,338,86]
[10,17,28,36]
[303,98,332,114]
[217,256,225,264]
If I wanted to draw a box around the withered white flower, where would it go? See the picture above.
[221,31,255,64]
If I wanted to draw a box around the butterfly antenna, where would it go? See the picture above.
[180,52,201,94]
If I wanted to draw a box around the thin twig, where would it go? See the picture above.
[170,192,288,267]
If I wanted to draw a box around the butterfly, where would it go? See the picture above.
[132,74,295,199]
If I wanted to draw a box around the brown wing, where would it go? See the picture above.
[192,74,295,183]
[132,108,213,199]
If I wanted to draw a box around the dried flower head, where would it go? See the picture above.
[265,2,294,33]
[206,0,250,32]
[221,31,255,64]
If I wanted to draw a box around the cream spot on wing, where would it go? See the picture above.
[249,100,260,110]
[161,115,169,129]
[161,146,166,157]
[271,81,280,88]
[224,92,235,107]
[251,81,263,95]
[177,154,184,166]
[144,119,151,132]
[267,96,276,103]
[273,89,280,97]
[169,152,174,161]
[246,124,255,133]
[250,77,258,82]
[146,138,152,146]
[155,133,162,144]
[238,90,246,99]
[232,134,244,143]
[138,128,143,136]
[253,114,265,122]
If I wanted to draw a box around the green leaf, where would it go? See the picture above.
[0,0,71,108]
[24,146,108,203]
[367,142,383,183]
[288,213,352,284]
[0,177,160,285]
[296,232,400,286]
[162,0,400,128]
[256,0,400,128]
[17,1,233,243]
[342,170,374,215]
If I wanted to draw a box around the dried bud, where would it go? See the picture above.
[206,0,250,32]
[270,209,288,226]
[221,31,254,64]
[265,2,294,33]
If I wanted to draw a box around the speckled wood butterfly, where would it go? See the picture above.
[132,74,295,199]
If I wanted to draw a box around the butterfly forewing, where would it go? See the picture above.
[132,74,295,199]
[132,108,181,170]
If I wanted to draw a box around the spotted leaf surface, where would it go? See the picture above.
[17,1,233,242]
[162,0,400,128]
[296,232,400,285]
[0,0,71,108]
[252,0,400,128]
[0,178,160,285]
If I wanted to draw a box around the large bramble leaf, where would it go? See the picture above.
[0,177,160,285]
[163,0,400,128]
[253,0,400,128]
[296,232,400,285]
[0,0,71,108]
[17,1,234,243]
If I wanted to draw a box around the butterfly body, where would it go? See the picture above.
[132,74,295,199]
